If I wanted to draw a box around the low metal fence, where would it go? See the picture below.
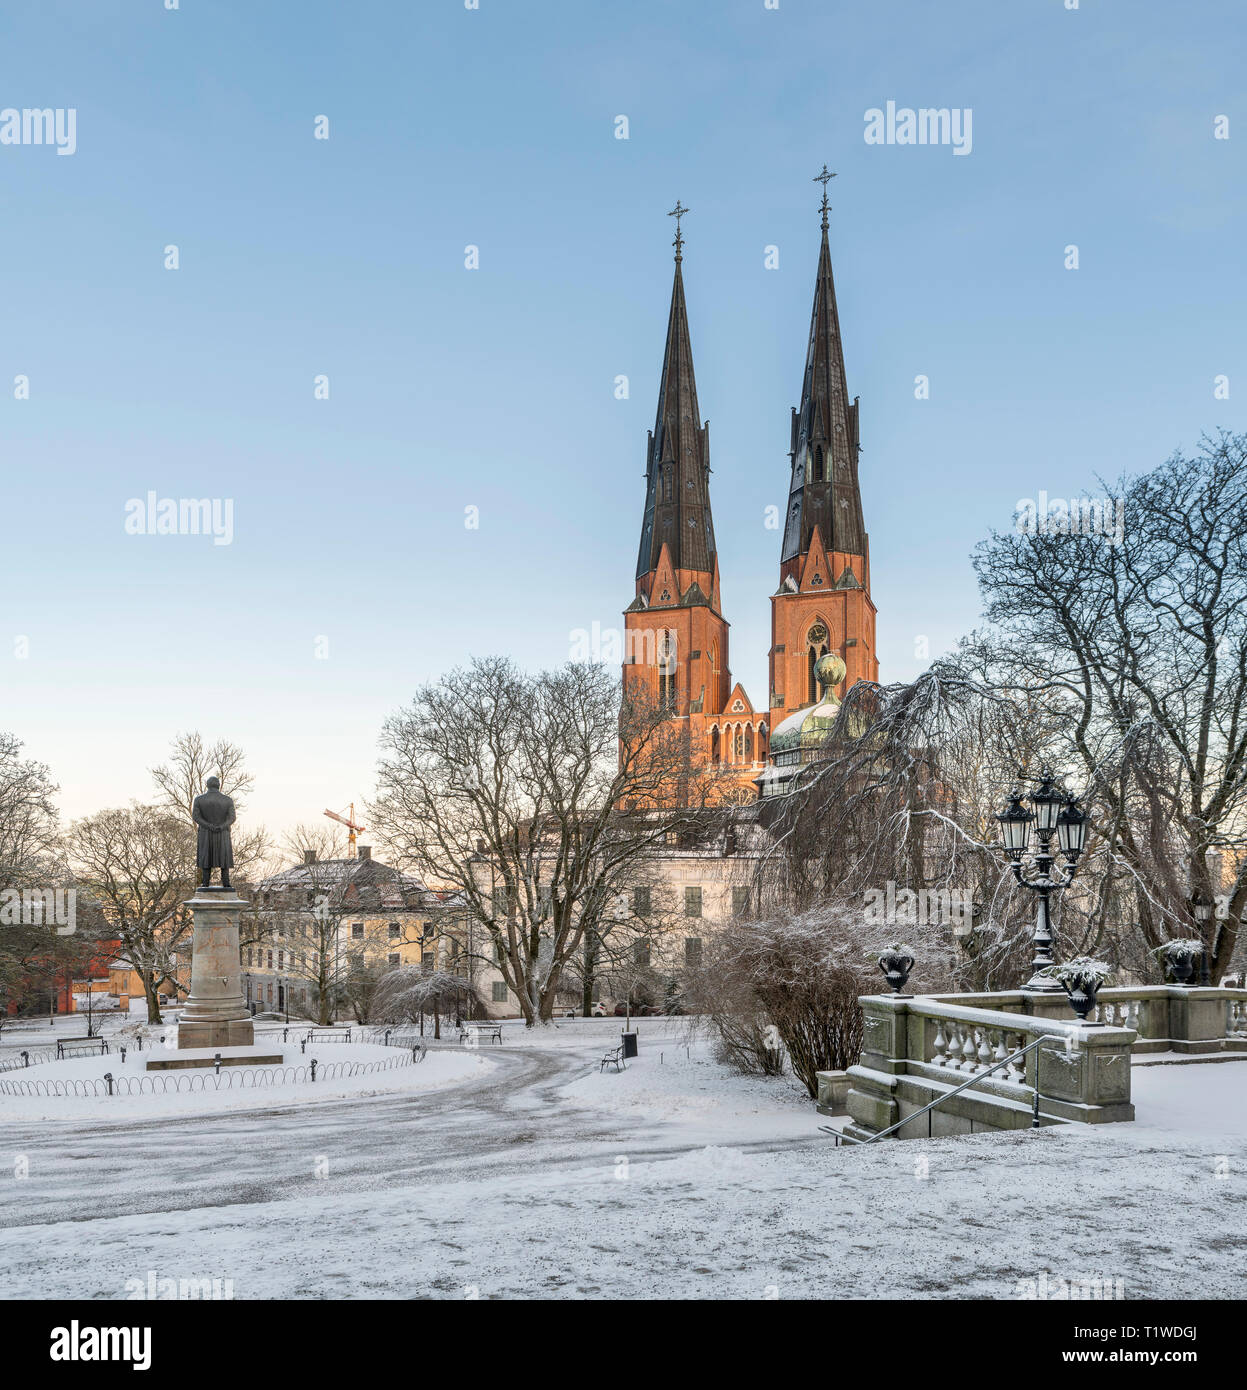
[0,1043,427,1098]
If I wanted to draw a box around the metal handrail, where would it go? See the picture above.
[822,1033,1060,1146]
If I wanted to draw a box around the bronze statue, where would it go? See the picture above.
[192,776,236,889]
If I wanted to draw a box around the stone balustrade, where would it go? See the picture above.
[842,995,1137,1142]
[919,985,1247,1057]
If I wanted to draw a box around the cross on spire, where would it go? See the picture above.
[813,164,836,229]
[668,200,689,261]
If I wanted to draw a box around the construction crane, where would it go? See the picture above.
[324,803,366,858]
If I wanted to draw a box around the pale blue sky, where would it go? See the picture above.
[2,0,1243,837]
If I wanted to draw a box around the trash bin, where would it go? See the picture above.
[621,1030,638,1060]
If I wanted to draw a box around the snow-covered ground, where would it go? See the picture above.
[0,1040,493,1120]
[1,1024,1243,1300]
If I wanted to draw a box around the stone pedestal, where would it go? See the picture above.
[147,1046,281,1071]
[815,1069,850,1115]
[177,890,254,1050]
[1018,990,1077,1021]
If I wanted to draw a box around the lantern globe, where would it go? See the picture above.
[1031,775,1064,834]
[1056,799,1087,857]
[996,792,1033,854]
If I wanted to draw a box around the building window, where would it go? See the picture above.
[634,941,651,968]
[246,949,253,966]
[658,631,677,712]
[277,950,284,970]
[632,887,651,917]
[388,953,400,966]
[711,727,720,764]
[684,887,702,918]
[388,923,400,939]
[351,923,364,939]
[266,950,273,969]
[685,937,703,967]
[732,887,750,916]
[492,981,509,1003]
[422,923,434,940]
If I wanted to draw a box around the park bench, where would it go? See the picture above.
[458,1024,503,1045]
[303,1027,352,1043]
[599,1045,626,1073]
[56,1037,109,1059]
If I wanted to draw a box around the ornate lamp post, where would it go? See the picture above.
[1191,893,1214,988]
[996,770,1088,992]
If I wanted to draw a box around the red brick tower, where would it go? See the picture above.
[624,207,761,801]
[768,174,877,730]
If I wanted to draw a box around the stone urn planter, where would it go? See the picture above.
[1040,957,1112,1024]
[1153,939,1202,986]
[876,944,915,996]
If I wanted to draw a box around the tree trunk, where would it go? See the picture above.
[141,971,163,1025]
[582,932,597,1017]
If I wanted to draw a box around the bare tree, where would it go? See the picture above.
[373,965,484,1038]
[278,822,348,868]
[968,431,1247,975]
[754,668,1047,990]
[0,733,67,1013]
[151,731,269,878]
[370,657,721,1026]
[0,733,60,892]
[65,805,193,1022]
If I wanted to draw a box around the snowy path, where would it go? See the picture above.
[2,1040,1245,1300]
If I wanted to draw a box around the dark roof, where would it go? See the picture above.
[258,856,429,912]
[781,218,867,564]
[635,258,717,580]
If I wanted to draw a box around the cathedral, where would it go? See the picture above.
[623,174,878,803]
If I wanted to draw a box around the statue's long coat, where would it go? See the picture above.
[191,789,236,869]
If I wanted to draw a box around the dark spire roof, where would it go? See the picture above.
[635,251,716,582]
[780,208,866,564]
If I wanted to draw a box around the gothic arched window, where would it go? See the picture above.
[658,630,677,712]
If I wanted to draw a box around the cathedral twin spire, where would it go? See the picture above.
[635,201,716,583]
[635,176,867,591]
[623,173,876,799]
[781,168,866,566]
